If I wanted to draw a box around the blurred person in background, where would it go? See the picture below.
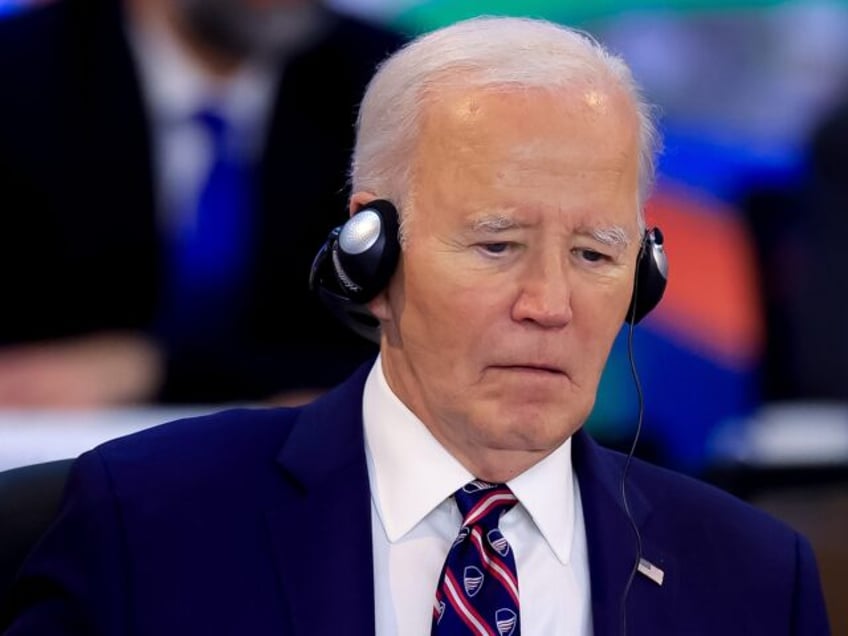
[0,0,405,407]
[743,89,848,405]
[775,92,848,402]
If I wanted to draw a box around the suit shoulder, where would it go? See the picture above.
[0,1,62,44]
[327,9,409,52]
[596,448,830,632]
[0,1,74,67]
[0,3,61,88]
[89,407,299,486]
[619,450,801,543]
[309,8,408,77]
[0,1,88,135]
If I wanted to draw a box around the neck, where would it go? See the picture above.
[125,0,244,80]
[455,445,555,484]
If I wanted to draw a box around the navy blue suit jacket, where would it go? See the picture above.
[1,362,830,634]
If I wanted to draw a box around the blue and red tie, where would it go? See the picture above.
[432,481,520,636]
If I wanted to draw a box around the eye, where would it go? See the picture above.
[574,248,609,263]
[479,242,511,255]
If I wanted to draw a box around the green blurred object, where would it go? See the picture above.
[391,0,804,33]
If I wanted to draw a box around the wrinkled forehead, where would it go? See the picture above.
[417,73,636,123]
[402,84,641,239]
[412,84,640,171]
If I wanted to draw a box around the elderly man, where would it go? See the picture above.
[1,15,829,636]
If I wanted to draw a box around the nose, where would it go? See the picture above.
[511,252,573,328]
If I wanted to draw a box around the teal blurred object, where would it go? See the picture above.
[389,0,810,33]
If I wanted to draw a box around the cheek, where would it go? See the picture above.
[587,267,634,320]
[401,266,486,343]
[396,262,509,377]
[573,281,633,366]
[582,321,621,379]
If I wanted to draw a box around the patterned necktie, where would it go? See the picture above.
[432,480,521,636]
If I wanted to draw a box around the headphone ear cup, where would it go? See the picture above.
[627,227,668,325]
[308,199,401,343]
[332,199,400,302]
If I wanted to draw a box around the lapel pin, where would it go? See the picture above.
[637,557,665,586]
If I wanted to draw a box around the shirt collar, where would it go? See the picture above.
[125,14,277,156]
[363,355,576,565]
[364,355,473,543]
[508,436,575,565]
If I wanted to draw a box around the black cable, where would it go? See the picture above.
[619,241,647,636]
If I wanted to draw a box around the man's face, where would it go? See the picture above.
[370,84,642,481]
[176,0,322,59]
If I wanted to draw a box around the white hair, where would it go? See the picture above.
[350,15,662,239]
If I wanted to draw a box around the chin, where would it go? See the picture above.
[481,415,579,453]
[499,391,588,422]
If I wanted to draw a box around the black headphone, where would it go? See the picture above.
[309,199,668,342]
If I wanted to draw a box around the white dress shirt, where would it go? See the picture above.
[124,16,278,238]
[364,355,593,635]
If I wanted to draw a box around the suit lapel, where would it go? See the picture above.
[265,373,676,635]
[572,430,674,636]
[267,365,376,636]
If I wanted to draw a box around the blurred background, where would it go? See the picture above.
[334,0,848,475]
[1,0,847,630]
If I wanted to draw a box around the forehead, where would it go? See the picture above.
[416,82,636,153]
[410,84,641,229]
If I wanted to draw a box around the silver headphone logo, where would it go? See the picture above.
[331,244,362,294]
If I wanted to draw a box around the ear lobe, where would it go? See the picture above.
[367,288,392,322]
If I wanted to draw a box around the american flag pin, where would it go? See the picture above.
[637,558,665,586]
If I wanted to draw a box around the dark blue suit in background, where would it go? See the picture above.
[0,0,404,403]
[0,361,830,635]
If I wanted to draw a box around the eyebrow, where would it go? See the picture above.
[471,214,633,248]
[470,213,522,233]
[578,225,632,248]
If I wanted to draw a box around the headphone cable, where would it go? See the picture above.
[619,244,647,636]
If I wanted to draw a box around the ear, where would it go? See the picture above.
[348,191,395,322]
[349,191,378,217]
[366,281,393,323]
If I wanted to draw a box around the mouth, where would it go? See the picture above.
[491,364,566,376]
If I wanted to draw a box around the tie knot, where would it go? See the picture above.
[454,481,517,529]
[193,107,230,148]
